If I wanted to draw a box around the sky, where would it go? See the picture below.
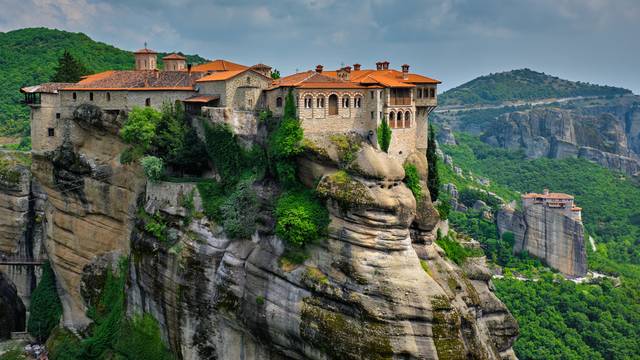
[0,0,638,93]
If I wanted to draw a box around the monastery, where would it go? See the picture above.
[21,47,440,159]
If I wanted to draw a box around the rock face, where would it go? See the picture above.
[437,125,457,146]
[482,103,640,176]
[30,106,146,330]
[497,204,587,277]
[127,135,518,359]
[0,270,26,339]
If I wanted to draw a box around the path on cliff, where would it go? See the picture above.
[434,95,603,114]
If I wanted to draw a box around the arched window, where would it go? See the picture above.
[276,97,283,107]
[417,88,423,98]
[304,96,313,109]
[430,88,435,98]
[389,111,395,128]
[72,92,77,101]
[317,96,325,108]
[342,96,350,108]
[89,92,94,101]
[404,111,411,128]
[328,94,338,115]
[145,98,151,107]
[106,92,111,102]
[354,96,362,108]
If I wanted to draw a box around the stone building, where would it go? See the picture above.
[497,189,587,277]
[22,48,440,162]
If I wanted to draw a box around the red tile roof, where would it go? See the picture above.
[20,83,74,94]
[61,70,205,91]
[270,71,371,89]
[191,59,248,72]
[134,48,157,54]
[183,95,220,103]
[196,68,272,82]
[523,192,575,200]
[162,53,186,60]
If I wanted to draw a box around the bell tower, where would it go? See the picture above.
[134,42,158,70]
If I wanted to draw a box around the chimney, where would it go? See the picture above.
[401,64,409,79]
[543,188,549,195]
[353,63,361,71]
[382,61,389,70]
[316,64,323,73]
[375,61,383,70]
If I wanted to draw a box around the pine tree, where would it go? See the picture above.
[51,50,88,83]
[377,117,392,153]
[427,124,440,201]
[28,261,63,342]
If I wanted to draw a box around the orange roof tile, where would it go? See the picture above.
[61,70,205,91]
[183,95,220,103]
[522,192,575,200]
[270,71,372,89]
[21,82,74,94]
[191,59,248,72]
[571,207,582,211]
[162,53,186,60]
[196,68,272,82]
[315,67,440,88]
[134,48,157,54]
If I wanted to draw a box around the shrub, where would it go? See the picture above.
[140,156,164,182]
[120,107,161,151]
[403,163,422,199]
[275,189,330,247]
[436,198,451,220]
[28,261,62,342]
[377,117,392,153]
[0,158,21,185]
[196,179,227,223]
[203,121,245,184]
[435,232,482,265]
[270,116,303,160]
[220,176,259,239]
[427,124,440,201]
[114,314,175,360]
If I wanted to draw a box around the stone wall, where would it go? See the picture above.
[199,71,272,110]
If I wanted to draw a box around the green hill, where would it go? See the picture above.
[0,27,207,137]
[440,68,631,106]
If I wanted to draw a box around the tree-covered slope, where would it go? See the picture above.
[440,68,631,106]
[0,27,207,136]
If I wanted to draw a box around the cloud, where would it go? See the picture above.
[0,0,638,92]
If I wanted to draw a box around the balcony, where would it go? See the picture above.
[388,88,412,106]
[22,93,41,106]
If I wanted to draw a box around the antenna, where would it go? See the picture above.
[144,41,148,49]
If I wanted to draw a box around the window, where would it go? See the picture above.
[47,128,55,137]
[56,113,61,119]
[276,97,283,107]
[247,76,251,84]
[328,94,338,115]
[342,96,350,108]
[317,96,325,108]
[89,92,94,101]
[370,91,374,99]
[304,96,312,108]
[106,92,111,102]
[430,88,435,98]
[417,89,423,98]
[389,112,395,128]
[72,92,77,101]
[248,97,253,107]
[371,111,374,120]
[404,111,411,128]
[354,96,362,108]
[145,98,151,107]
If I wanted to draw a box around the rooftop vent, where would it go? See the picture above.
[316,64,324,73]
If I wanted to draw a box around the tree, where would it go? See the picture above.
[28,262,62,342]
[377,117,392,153]
[51,50,89,83]
[271,69,281,79]
[120,107,162,151]
[140,156,164,182]
[427,124,440,201]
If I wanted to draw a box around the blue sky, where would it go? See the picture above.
[1,0,638,93]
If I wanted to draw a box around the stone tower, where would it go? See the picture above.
[134,44,158,71]
[162,53,187,71]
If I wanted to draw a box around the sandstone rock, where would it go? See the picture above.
[437,125,457,145]
[0,271,25,339]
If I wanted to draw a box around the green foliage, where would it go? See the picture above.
[271,69,281,79]
[28,261,62,342]
[440,68,631,106]
[376,117,392,153]
[270,115,303,160]
[114,314,175,360]
[403,163,422,199]
[140,156,164,182]
[458,188,501,209]
[0,157,21,185]
[0,27,206,137]
[120,107,161,152]
[196,179,227,223]
[46,328,82,360]
[203,121,246,184]
[220,176,259,239]
[51,50,89,82]
[275,189,330,247]
[495,276,640,360]
[0,346,26,360]
[435,197,451,220]
[426,125,440,201]
[435,232,482,265]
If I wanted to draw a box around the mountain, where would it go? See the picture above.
[440,68,632,107]
[0,27,207,136]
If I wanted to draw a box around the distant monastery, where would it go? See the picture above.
[21,47,440,160]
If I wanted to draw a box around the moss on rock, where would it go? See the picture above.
[316,170,375,210]
[431,296,466,360]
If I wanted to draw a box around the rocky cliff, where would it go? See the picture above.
[497,205,587,277]
[20,103,519,359]
[126,135,518,359]
[482,97,640,176]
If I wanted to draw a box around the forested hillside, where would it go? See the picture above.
[0,27,207,137]
[440,133,640,359]
[440,68,631,106]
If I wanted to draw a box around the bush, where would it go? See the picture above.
[114,314,175,360]
[220,176,259,239]
[140,156,164,182]
[196,180,227,223]
[275,189,330,247]
[435,232,482,265]
[203,121,245,184]
[377,117,392,153]
[403,163,422,199]
[120,107,161,151]
[28,261,62,342]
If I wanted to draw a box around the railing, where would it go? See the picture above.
[389,97,411,106]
